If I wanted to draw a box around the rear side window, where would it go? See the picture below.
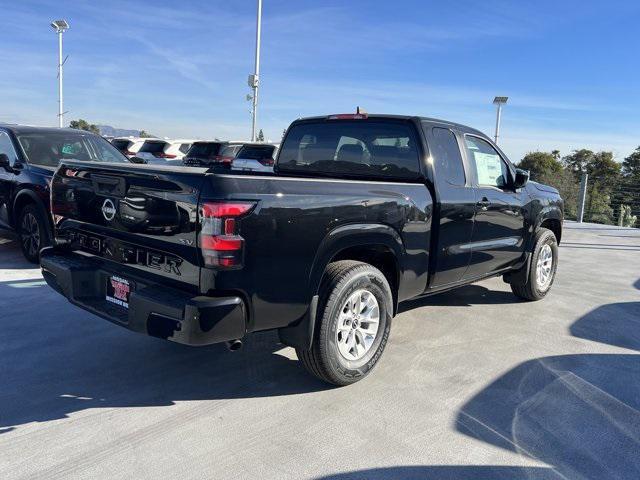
[278,120,421,179]
[430,127,465,186]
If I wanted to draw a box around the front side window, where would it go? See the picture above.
[278,120,421,179]
[431,127,465,186]
[0,131,19,166]
[17,132,129,166]
[464,136,510,188]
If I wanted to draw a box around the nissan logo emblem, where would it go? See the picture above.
[101,198,116,221]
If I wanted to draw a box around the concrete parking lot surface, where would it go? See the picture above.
[1,222,639,479]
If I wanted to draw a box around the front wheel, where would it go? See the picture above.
[510,227,558,301]
[296,261,393,386]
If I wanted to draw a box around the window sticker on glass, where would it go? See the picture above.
[474,152,502,185]
[61,143,77,155]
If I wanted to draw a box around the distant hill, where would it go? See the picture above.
[97,125,144,137]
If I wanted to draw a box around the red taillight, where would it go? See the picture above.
[154,152,177,159]
[124,150,137,156]
[258,157,274,166]
[199,201,256,268]
[213,155,234,164]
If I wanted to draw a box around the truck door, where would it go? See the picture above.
[462,135,526,277]
[425,125,476,287]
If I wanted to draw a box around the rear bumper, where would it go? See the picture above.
[40,247,246,346]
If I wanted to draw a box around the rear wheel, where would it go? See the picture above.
[296,261,393,386]
[510,227,558,301]
[17,204,51,264]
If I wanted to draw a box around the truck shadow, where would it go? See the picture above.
[455,351,640,478]
[450,277,640,479]
[398,284,519,312]
[0,279,330,433]
[313,465,560,479]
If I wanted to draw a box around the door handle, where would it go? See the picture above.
[476,198,491,211]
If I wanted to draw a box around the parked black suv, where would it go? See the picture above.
[0,125,130,262]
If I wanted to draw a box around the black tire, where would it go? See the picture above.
[296,260,393,386]
[17,204,51,264]
[510,227,558,301]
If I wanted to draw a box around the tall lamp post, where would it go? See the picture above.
[492,96,508,144]
[50,19,69,128]
[248,0,262,141]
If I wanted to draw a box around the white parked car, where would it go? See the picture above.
[231,143,279,172]
[111,137,151,160]
[135,139,197,164]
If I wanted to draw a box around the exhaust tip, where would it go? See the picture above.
[226,339,243,351]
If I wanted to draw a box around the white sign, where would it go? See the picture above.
[474,152,503,186]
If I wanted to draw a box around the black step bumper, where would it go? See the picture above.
[40,247,246,346]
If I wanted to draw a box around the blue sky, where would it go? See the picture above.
[1,0,638,162]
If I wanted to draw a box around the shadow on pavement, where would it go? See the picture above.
[399,284,519,312]
[455,353,640,479]
[570,301,640,351]
[314,465,560,479]
[0,279,331,433]
[0,233,37,270]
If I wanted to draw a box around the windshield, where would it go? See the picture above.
[237,145,275,160]
[17,132,130,166]
[186,142,222,158]
[278,120,421,179]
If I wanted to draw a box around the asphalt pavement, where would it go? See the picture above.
[1,222,639,479]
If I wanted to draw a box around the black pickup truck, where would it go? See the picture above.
[42,114,563,385]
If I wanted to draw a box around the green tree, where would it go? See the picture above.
[518,151,579,218]
[69,119,100,135]
[257,129,265,142]
[139,130,153,138]
[518,151,563,182]
[622,146,640,180]
[563,150,621,224]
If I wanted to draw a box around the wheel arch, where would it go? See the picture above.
[279,223,403,350]
[12,189,50,229]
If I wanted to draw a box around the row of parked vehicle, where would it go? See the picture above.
[110,136,279,172]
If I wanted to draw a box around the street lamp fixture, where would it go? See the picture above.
[50,19,69,128]
[492,96,508,144]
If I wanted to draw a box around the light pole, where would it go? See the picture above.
[248,0,262,141]
[492,96,508,144]
[51,19,69,128]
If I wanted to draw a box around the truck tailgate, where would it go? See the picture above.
[51,161,209,288]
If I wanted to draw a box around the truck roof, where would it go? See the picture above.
[294,114,488,139]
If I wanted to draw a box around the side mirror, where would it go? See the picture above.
[514,168,529,189]
[0,153,11,171]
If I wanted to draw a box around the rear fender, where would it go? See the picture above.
[278,223,403,350]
